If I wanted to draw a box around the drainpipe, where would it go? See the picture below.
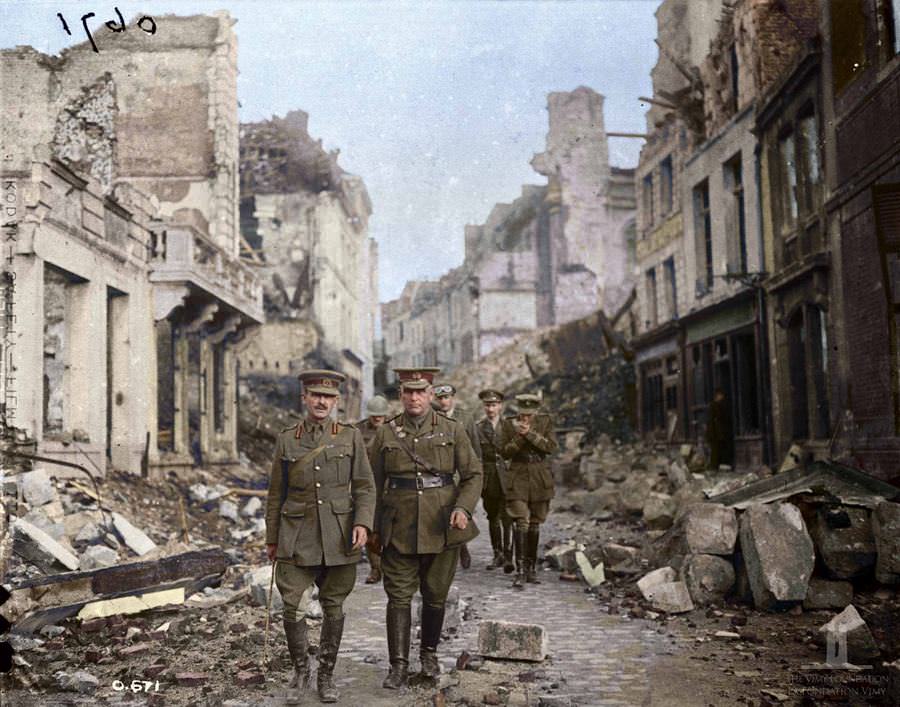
[754,142,775,466]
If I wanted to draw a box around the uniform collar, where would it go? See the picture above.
[303,418,328,435]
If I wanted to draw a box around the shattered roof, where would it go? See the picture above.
[708,461,899,509]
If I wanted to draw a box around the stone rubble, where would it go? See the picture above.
[111,512,157,557]
[477,620,548,662]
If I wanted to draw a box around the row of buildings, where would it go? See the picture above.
[0,13,377,477]
[632,0,900,480]
[381,87,638,376]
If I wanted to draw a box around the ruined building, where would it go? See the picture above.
[633,0,900,481]
[0,13,263,476]
[382,87,636,374]
[237,111,377,418]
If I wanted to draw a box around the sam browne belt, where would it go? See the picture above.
[388,474,455,490]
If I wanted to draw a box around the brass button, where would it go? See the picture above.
[317,499,323,505]
[417,472,422,477]
[316,482,321,488]
[417,491,423,496]
[315,465,321,470]
[413,438,418,443]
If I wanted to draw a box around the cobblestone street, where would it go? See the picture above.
[324,504,669,707]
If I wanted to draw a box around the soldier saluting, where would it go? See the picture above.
[498,393,558,589]
[368,367,483,689]
[265,369,375,703]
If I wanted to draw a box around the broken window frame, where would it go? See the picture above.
[660,155,674,216]
[645,267,658,328]
[663,256,678,319]
[693,179,713,289]
[724,153,748,275]
[642,172,655,230]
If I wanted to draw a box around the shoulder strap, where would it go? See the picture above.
[388,419,441,475]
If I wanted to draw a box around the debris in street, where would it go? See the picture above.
[872,500,900,584]
[20,468,59,506]
[55,669,100,694]
[642,492,676,530]
[13,518,80,572]
[637,567,676,600]
[803,579,853,610]
[807,505,877,579]
[78,545,119,570]
[738,503,815,609]
[574,551,605,588]
[219,499,240,522]
[646,581,694,614]
[682,503,738,555]
[478,620,548,662]
[681,554,735,605]
[111,512,157,556]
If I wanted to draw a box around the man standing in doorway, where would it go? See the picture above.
[706,387,734,470]
[432,383,482,570]
[369,368,482,689]
[356,394,391,583]
[265,369,376,703]
[498,393,558,589]
[476,389,514,572]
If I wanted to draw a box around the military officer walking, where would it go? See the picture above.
[476,389,514,572]
[265,369,376,703]
[369,368,482,688]
[432,383,482,570]
[497,393,558,589]
[356,395,391,583]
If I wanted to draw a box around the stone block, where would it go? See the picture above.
[643,492,676,530]
[739,503,815,609]
[19,468,58,507]
[637,566,676,600]
[601,543,639,567]
[619,475,655,513]
[241,497,262,517]
[818,605,880,662]
[574,550,605,588]
[683,503,738,555]
[477,620,547,662]
[681,554,735,605]
[667,460,689,490]
[872,501,900,585]
[648,581,694,613]
[544,543,578,573]
[246,564,283,612]
[219,500,239,522]
[13,518,79,572]
[804,579,853,610]
[56,670,99,694]
[80,545,119,570]
[111,512,157,556]
[808,506,876,579]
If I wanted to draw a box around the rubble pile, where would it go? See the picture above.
[541,432,900,675]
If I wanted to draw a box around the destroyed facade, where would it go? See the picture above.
[0,13,264,476]
[237,111,378,418]
[632,0,900,481]
[381,87,637,375]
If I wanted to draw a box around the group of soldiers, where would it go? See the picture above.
[264,366,557,702]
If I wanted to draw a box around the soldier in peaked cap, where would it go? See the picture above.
[497,393,558,589]
[356,394,391,583]
[432,382,482,570]
[368,367,482,688]
[476,389,514,572]
[265,369,376,703]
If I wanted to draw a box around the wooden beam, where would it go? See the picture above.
[607,132,649,139]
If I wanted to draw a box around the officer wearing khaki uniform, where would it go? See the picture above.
[356,395,390,583]
[432,383,482,570]
[476,389,514,572]
[497,393,558,589]
[369,367,482,689]
[265,369,376,703]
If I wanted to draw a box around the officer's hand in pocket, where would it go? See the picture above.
[450,509,469,530]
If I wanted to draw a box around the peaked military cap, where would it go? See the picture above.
[515,393,542,410]
[298,368,345,396]
[433,383,457,398]
[478,389,504,402]
[394,367,440,390]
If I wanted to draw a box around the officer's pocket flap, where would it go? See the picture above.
[331,497,353,514]
[325,445,352,461]
[281,499,306,517]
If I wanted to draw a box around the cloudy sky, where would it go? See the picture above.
[1,0,660,301]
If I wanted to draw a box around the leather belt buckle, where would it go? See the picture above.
[416,476,425,490]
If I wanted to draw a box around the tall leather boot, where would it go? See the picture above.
[511,527,527,589]
[382,604,411,689]
[418,605,445,679]
[283,619,311,702]
[486,519,503,569]
[525,526,541,584]
[502,521,515,574]
[317,614,344,703]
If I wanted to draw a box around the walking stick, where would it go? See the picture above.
[263,558,276,667]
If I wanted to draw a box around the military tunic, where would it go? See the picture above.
[477,416,509,521]
[498,413,558,527]
[370,410,482,608]
[266,418,376,620]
